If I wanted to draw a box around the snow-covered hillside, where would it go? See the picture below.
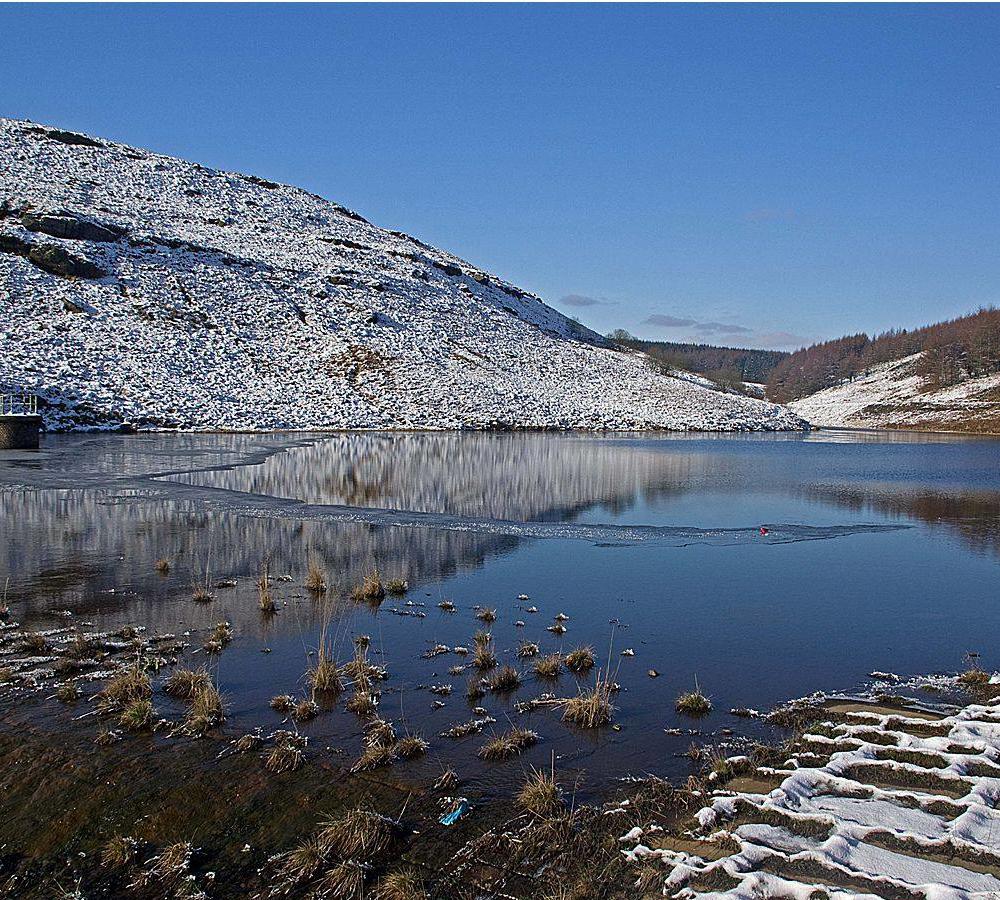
[0,117,802,432]
[790,353,1000,432]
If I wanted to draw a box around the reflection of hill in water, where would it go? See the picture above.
[0,489,520,623]
[167,432,697,521]
[0,433,701,623]
[805,485,1000,558]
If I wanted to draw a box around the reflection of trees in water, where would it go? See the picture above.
[170,432,698,521]
[805,485,1000,557]
[0,489,520,626]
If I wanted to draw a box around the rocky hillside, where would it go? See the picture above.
[0,117,801,432]
[790,353,1000,432]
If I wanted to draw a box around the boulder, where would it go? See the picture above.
[21,211,124,243]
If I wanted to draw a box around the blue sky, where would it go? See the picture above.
[2,4,998,350]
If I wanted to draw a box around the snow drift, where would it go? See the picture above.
[0,117,802,432]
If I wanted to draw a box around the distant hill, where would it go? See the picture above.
[614,336,788,389]
[0,117,802,433]
[774,309,1000,433]
[766,308,1000,403]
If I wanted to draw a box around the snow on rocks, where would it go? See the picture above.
[0,117,804,433]
[623,697,1000,897]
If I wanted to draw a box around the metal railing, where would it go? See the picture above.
[0,392,39,416]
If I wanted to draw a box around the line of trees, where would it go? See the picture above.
[765,307,1000,402]
[607,331,788,386]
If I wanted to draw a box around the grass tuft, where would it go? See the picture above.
[395,734,429,759]
[476,607,497,623]
[562,676,614,728]
[375,869,428,900]
[119,699,155,731]
[265,730,306,773]
[309,644,343,696]
[387,578,409,596]
[351,569,386,605]
[154,558,171,575]
[184,683,225,735]
[257,557,277,614]
[564,646,595,674]
[292,698,319,722]
[517,641,540,659]
[533,654,563,679]
[305,558,327,594]
[676,689,712,716]
[517,767,563,818]
[101,835,141,869]
[98,664,152,713]
[316,806,399,859]
[478,727,538,761]
[486,664,522,693]
[163,668,210,700]
[56,681,80,703]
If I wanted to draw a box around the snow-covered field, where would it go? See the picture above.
[790,354,1000,432]
[623,694,1000,898]
[0,117,802,433]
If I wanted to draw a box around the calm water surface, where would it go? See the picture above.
[2,429,998,798]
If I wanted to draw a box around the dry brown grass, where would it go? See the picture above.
[305,558,327,594]
[317,806,399,859]
[163,667,211,700]
[517,641,540,658]
[202,621,233,654]
[292,698,319,722]
[365,717,397,749]
[119,699,155,731]
[313,861,365,897]
[192,585,214,603]
[101,835,140,869]
[387,578,409,596]
[517,767,563,817]
[472,634,498,671]
[565,646,595,675]
[20,631,48,654]
[257,557,277,614]
[478,727,538,760]
[465,678,486,702]
[562,677,614,728]
[309,645,343,696]
[270,694,295,713]
[351,569,386,605]
[533,654,563,679]
[98,664,152,713]
[265,730,306,773]
[676,689,712,716]
[56,681,80,703]
[279,834,325,883]
[958,668,990,686]
[438,600,456,612]
[476,607,497,624]
[154,558,170,575]
[375,869,428,900]
[395,734,429,759]
[486,664,522,693]
[184,683,225,735]
[346,690,378,717]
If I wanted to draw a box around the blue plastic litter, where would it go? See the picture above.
[439,799,469,826]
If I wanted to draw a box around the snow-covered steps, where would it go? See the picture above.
[622,699,1000,899]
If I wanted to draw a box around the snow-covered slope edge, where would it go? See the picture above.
[0,117,803,432]
[790,353,1000,432]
